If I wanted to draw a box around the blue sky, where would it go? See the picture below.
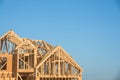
[0,0,120,80]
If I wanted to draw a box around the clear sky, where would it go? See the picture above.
[0,0,120,80]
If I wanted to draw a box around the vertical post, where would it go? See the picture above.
[7,54,13,71]
[64,62,66,76]
[34,49,37,67]
[16,49,19,80]
[58,47,60,76]
[62,52,64,76]
[24,55,25,69]
[53,54,55,76]
[49,57,51,75]
[35,68,40,80]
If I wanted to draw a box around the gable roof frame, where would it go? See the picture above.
[36,46,83,71]
[36,46,58,68]
[15,38,37,50]
[0,30,22,45]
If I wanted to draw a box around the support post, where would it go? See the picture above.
[58,47,60,76]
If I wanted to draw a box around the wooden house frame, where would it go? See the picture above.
[0,30,83,80]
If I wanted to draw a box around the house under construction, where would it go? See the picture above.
[0,30,83,80]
